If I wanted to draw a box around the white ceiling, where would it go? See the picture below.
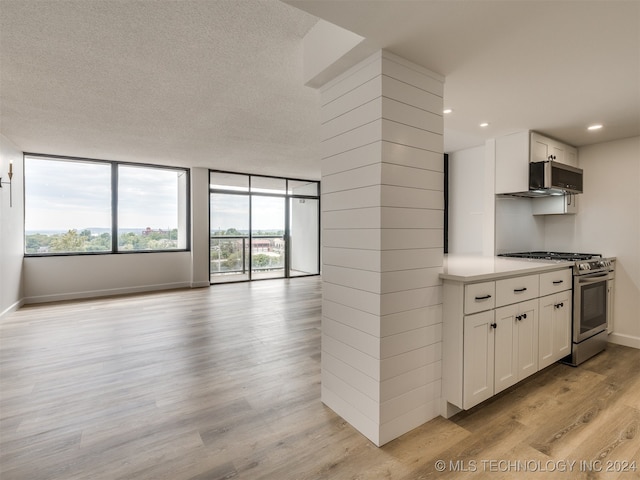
[288,0,640,153]
[1,1,639,181]
[0,0,321,179]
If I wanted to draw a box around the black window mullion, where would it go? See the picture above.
[248,176,252,281]
[284,196,290,278]
[111,162,118,253]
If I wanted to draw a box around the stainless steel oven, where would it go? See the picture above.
[569,258,615,365]
[497,251,615,366]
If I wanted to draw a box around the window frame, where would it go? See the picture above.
[209,170,321,282]
[24,153,191,257]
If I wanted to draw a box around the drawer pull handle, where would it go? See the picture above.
[514,287,527,293]
[475,294,492,300]
[553,280,564,285]
[490,323,497,329]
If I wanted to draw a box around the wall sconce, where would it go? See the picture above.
[0,161,14,207]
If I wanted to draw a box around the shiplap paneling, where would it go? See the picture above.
[380,304,442,337]
[322,317,380,358]
[382,141,443,171]
[322,333,380,380]
[322,282,381,316]
[322,247,382,271]
[319,50,443,446]
[322,299,380,336]
[322,163,382,194]
[380,342,442,380]
[322,351,380,401]
[380,248,443,272]
[321,185,382,212]
[323,206,442,231]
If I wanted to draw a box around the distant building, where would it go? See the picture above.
[142,227,168,236]
[251,238,271,251]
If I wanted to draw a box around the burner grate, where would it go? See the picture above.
[499,251,601,261]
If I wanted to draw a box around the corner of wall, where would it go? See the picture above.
[0,134,25,319]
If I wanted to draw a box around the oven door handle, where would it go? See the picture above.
[577,273,610,283]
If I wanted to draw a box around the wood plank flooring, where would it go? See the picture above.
[1,276,639,479]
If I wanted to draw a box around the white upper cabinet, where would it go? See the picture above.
[530,132,578,166]
[495,131,579,195]
[495,131,530,194]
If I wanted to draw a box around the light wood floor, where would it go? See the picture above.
[1,276,639,479]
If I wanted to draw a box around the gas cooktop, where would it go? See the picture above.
[498,251,602,262]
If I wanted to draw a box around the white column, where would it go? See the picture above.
[320,50,444,446]
[190,167,211,288]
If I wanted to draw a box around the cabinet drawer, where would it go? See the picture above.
[464,281,496,314]
[496,274,539,307]
[539,269,572,296]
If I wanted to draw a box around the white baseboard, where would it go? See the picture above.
[0,298,25,320]
[23,282,192,305]
[609,332,640,349]
[190,281,211,288]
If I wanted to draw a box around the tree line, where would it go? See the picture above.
[25,229,179,254]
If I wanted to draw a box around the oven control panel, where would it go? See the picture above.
[575,258,615,274]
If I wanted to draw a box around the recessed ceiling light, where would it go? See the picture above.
[588,124,603,131]
[480,122,490,127]
[443,108,453,114]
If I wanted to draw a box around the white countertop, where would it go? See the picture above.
[440,254,573,282]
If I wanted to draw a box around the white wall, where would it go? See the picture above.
[290,198,319,274]
[495,197,545,254]
[447,144,495,255]
[15,165,209,303]
[190,168,212,287]
[545,136,640,347]
[23,252,192,303]
[0,135,24,318]
[448,146,484,254]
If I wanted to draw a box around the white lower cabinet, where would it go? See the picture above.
[538,291,572,369]
[494,299,539,394]
[444,267,573,413]
[461,298,539,409]
[462,310,495,409]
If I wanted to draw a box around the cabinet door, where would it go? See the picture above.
[550,143,566,164]
[494,304,517,394]
[516,299,539,381]
[463,310,495,409]
[539,292,571,369]
[564,146,578,167]
[530,132,551,163]
[553,292,572,360]
[538,295,556,369]
[530,132,575,165]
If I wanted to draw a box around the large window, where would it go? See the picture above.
[24,154,189,255]
[210,171,319,283]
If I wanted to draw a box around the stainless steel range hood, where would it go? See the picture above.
[500,188,570,198]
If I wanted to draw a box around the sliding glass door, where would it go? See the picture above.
[210,193,250,283]
[209,171,319,283]
[251,196,285,280]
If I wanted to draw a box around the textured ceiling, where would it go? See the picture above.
[0,0,321,179]
[1,1,639,181]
